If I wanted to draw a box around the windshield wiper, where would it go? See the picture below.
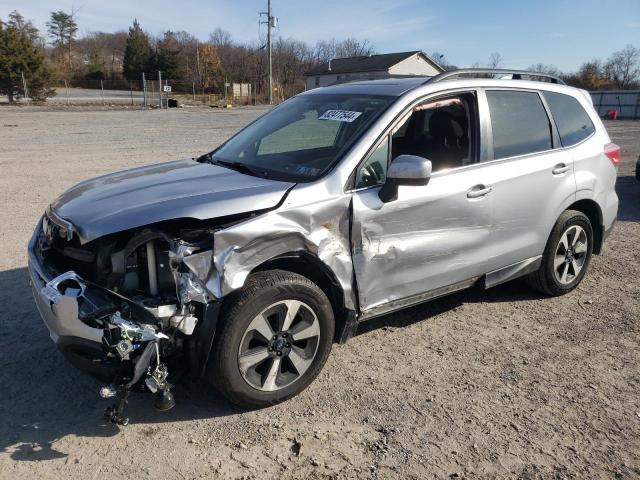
[211,159,268,178]
[196,152,212,163]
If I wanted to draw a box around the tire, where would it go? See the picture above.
[527,210,593,296]
[207,269,334,409]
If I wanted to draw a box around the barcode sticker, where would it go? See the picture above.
[319,110,362,122]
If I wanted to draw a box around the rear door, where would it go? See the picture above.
[542,91,608,212]
[481,89,576,272]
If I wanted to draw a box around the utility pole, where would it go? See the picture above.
[267,0,272,105]
[260,0,276,104]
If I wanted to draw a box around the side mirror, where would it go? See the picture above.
[379,155,432,203]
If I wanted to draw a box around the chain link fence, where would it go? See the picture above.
[47,75,259,107]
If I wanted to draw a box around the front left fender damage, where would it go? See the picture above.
[180,194,358,312]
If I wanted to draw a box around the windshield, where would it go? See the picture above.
[209,93,395,182]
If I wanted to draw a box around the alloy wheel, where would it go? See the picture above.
[553,225,588,285]
[237,300,320,392]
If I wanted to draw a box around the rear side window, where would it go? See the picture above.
[486,90,552,160]
[544,91,595,146]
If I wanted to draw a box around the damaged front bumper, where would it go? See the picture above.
[30,268,104,345]
[28,225,116,379]
[29,228,179,424]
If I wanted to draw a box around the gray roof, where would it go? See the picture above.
[305,51,441,76]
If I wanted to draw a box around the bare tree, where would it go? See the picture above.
[335,38,375,58]
[273,37,314,97]
[313,37,375,62]
[488,52,503,69]
[528,63,562,76]
[209,28,233,48]
[604,44,640,89]
[314,39,338,62]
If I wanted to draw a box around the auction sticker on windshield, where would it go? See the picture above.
[319,110,362,122]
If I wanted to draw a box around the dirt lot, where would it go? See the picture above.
[0,106,638,479]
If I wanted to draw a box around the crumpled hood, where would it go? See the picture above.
[50,159,294,243]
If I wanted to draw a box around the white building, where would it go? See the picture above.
[304,51,444,90]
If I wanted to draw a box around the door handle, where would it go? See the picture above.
[467,185,493,199]
[552,164,570,175]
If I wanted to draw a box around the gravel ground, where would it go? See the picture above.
[0,106,638,479]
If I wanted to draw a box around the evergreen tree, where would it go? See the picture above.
[46,10,77,73]
[7,10,40,43]
[149,31,182,80]
[0,16,54,102]
[122,19,152,81]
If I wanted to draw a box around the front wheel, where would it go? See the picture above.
[207,270,334,408]
[527,210,593,296]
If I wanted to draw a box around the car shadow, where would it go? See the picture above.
[616,175,640,222]
[356,278,540,335]
[0,267,240,462]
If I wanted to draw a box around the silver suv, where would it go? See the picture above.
[28,69,619,422]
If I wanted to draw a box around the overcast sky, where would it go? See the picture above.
[2,0,639,71]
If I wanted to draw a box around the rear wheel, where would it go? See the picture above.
[207,270,334,408]
[527,210,593,296]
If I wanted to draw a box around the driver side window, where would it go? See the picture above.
[355,136,389,189]
[391,94,475,172]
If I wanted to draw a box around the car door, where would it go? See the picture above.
[480,89,576,273]
[350,91,495,316]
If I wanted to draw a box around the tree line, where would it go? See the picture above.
[1,9,639,103]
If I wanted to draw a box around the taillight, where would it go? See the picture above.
[604,142,620,166]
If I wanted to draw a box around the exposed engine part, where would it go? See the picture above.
[143,303,178,320]
[37,225,219,424]
[101,321,179,424]
[99,385,117,399]
[148,344,175,411]
[154,388,176,411]
[145,363,169,393]
[145,240,159,296]
[170,314,198,335]
[115,339,135,359]
[110,311,168,342]
[104,391,130,426]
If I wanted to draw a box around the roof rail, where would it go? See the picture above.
[428,68,566,85]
